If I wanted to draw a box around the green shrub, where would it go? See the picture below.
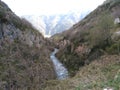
[106,43,120,54]
[0,8,5,19]
[89,13,114,49]
[109,0,120,8]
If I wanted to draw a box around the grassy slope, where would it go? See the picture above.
[44,55,120,90]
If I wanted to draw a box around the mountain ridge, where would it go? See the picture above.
[22,11,90,37]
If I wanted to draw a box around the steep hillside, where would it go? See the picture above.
[52,0,120,76]
[44,0,120,89]
[0,1,55,90]
[23,11,89,37]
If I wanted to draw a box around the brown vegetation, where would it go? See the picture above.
[0,1,56,90]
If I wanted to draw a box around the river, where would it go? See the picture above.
[50,48,69,80]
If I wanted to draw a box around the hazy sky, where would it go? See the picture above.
[3,0,105,16]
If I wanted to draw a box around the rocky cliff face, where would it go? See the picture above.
[0,1,55,90]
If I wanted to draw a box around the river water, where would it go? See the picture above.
[50,48,69,80]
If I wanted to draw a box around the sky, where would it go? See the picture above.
[2,0,105,16]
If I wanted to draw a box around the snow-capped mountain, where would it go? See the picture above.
[21,15,46,35]
[22,11,90,37]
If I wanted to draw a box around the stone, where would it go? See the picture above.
[114,18,120,24]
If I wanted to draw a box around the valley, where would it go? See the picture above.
[0,0,120,90]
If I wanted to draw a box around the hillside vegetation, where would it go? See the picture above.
[52,0,120,75]
[48,0,120,89]
[0,1,55,90]
[44,55,120,90]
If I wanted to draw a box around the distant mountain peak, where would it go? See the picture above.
[22,11,90,37]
